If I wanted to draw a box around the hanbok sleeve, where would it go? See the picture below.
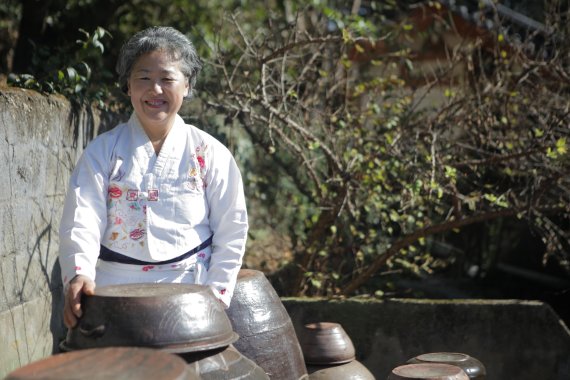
[59,145,109,287]
[204,144,248,307]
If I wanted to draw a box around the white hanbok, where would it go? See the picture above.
[59,113,248,306]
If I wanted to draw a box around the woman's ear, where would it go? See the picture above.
[184,79,190,97]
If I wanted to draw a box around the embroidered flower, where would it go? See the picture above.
[74,266,82,271]
[129,228,145,240]
[126,189,139,201]
[148,189,159,201]
[195,144,208,175]
[187,143,208,190]
[108,185,123,199]
[197,155,205,169]
[219,288,226,295]
[129,202,141,211]
[114,216,123,225]
[142,265,154,272]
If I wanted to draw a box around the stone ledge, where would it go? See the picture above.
[282,297,570,380]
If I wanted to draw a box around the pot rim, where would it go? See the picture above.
[61,331,239,354]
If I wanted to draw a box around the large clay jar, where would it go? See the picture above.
[61,283,237,353]
[407,353,486,380]
[388,363,469,380]
[5,347,191,380]
[225,269,308,380]
[179,344,269,379]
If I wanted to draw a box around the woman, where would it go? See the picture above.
[59,26,248,328]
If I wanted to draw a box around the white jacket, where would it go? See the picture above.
[59,113,248,306]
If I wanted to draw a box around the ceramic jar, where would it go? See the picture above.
[407,352,486,379]
[299,321,375,380]
[388,363,469,380]
[5,347,190,380]
[225,269,308,380]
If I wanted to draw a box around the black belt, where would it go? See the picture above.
[99,235,213,266]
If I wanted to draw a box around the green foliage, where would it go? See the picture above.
[201,1,570,296]
[8,26,115,109]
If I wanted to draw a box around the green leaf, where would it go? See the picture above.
[342,28,351,43]
[66,67,78,82]
[556,138,567,155]
[78,61,92,79]
[92,40,104,54]
[444,165,457,180]
[310,278,322,288]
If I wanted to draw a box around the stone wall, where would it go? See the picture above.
[0,88,116,376]
[283,298,570,380]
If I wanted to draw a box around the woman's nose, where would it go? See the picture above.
[151,81,163,93]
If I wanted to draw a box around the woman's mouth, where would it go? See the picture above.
[145,99,167,108]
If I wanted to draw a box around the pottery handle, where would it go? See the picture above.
[78,324,106,338]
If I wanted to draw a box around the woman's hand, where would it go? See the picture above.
[64,275,96,328]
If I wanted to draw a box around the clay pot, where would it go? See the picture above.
[5,347,190,380]
[299,322,356,365]
[179,344,269,379]
[62,283,237,353]
[407,353,486,379]
[307,360,375,380]
[388,363,469,380]
[225,269,308,380]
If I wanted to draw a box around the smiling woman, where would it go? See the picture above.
[127,50,190,150]
[58,26,249,330]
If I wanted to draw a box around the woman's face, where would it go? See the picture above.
[128,49,189,133]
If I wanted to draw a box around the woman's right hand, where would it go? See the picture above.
[64,274,96,328]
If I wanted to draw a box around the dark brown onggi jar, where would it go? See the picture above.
[179,344,269,379]
[61,283,238,353]
[225,269,308,380]
[407,353,486,380]
[5,347,191,380]
[299,322,375,380]
[388,363,470,380]
[299,322,356,365]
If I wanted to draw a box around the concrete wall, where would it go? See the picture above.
[283,298,570,380]
[0,88,115,377]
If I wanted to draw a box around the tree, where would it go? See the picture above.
[199,1,569,296]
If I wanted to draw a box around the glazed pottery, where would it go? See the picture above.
[225,269,308,380]
[388,363,469,380]
[307,360,375,380]
[62,283,237,353]
[5,347,190,380]
[299,322,356,365]
[179,344,269,379]
[407,352,486,379]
